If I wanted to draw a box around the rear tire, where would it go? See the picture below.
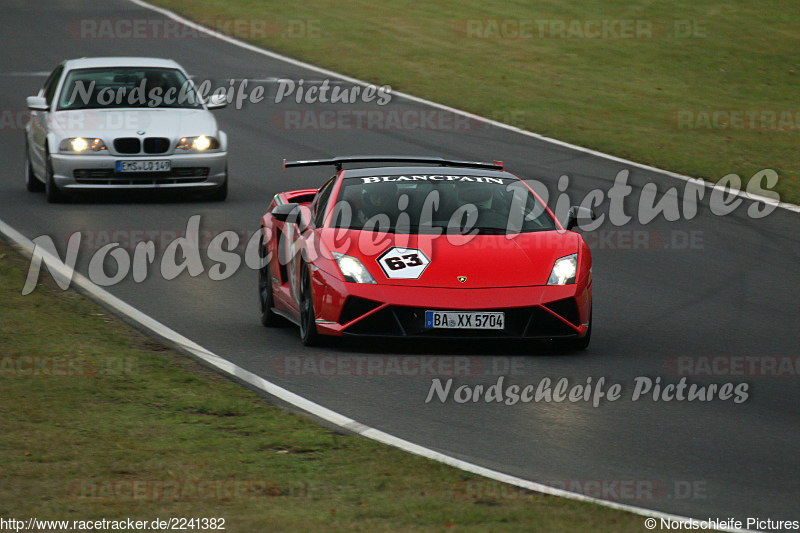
[258,238,282,327]
[44,148,67,203]
[298,263,320,346]
[25,141,44,192]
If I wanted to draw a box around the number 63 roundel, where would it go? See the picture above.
[376,247,431,279]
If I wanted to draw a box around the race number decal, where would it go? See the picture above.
[376,247,431,280]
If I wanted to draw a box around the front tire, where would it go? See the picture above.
[298,263,320,346]
[25,141,44,192]
[44,148,67,203]
[258,238,282,327]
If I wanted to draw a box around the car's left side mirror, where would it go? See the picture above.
[206,93,227,109]
[26,96,48,111]
[565,206,596,231]
[272,203,311,231]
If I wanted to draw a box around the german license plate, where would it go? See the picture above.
[116,160,171,172]
[425,311,505,330]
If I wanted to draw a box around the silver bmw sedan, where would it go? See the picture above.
[25,57,228,202]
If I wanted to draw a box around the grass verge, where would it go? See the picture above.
[0,238,654,531]
[149,0,799,205]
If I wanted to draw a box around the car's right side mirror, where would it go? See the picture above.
[26,96,48,111]
[565,206,596,231]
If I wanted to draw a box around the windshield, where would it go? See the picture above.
[57,67,201,110]
[330,175,556,234]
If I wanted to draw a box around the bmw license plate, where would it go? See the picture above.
[425,311,504,330]
[116,160,171,172]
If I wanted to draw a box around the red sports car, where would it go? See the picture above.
[258,156,594,349]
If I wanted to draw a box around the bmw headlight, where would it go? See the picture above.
[59,137,107,153]
[176,135,219,151]
[333,253,376,284]
[547,253,578,285]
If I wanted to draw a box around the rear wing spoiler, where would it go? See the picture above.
[283,155,504,172]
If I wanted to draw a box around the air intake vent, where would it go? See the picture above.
[543,298,580,327]
[114,138,140,154]
[339,297,382,324]
[143,137,170,154]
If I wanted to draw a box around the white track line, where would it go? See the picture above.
[129,0,800,215]
[0,217,754,531]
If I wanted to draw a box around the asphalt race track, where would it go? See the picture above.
[1,0,798,526]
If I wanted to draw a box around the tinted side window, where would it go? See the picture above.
[41,66,64,107]
[313,177,336,228]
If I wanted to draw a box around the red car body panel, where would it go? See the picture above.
[260,164,592,341]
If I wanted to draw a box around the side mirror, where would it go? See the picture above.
[27,96,48,111]
[206,93,228,109]
[272,202,310,231]
[565,206,596,231]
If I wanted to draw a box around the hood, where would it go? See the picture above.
[50,108,218,141]
[321,229,581,288]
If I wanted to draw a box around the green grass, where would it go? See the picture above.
[150,0,799,204]
[0,239,656,531]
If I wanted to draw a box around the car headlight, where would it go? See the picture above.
[59,137,107,153]
[333,253,376,284]
[176,135,220,151]
[547,253,578,285]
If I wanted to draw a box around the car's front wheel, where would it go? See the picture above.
[25,140,44,192]
[258,239,283,327]
[298,263,320,346]
[44,148,67,203]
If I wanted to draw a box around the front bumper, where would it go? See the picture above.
[311,269,592,339]
[51,151,227,190]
